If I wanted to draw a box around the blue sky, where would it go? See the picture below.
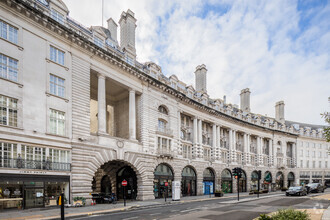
[63,0,330,125]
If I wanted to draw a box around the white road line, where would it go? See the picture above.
[123,217,138,220]
[150,212,161,216]
[170,209,179,212]
[180,208,199,213]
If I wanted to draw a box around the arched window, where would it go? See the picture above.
[158,105,168,115]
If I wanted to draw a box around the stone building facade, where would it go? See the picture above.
[0,0,328,209]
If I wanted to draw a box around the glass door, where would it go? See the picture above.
[25,188,44,208]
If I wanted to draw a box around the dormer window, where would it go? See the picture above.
[158,105,168,115]
[37,0,49,6]
[94,37,104,48]
[51,9,65,25]
[105,39,115,48]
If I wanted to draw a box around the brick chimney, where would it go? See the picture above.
[240,88,251,112]
[275,101,285,124]
[119,9,137,59]
[195,64,207,93]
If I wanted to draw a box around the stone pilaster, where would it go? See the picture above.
[97,74,107,135]
[129,89,136,140]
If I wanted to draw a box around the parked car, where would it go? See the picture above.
[306,183,325,193]
[286,186,307,196]
[91,193,117,204]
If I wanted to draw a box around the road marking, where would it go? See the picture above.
[181,208,199,213]
[150,212,161,216]
[123,217,138,220]
[171,209,179,212]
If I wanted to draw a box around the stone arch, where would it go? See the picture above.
[276,171,284,190]
[287,172,295,187]
[181,165,197,196]
[221,168,233,193]
[153,163,175,198]
[71,148,154,203]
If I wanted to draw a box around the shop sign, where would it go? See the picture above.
[36,192,43,197]
[19,171,47,174]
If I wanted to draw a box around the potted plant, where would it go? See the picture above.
[17,200,22,210]
[214,190,224,197]
[73,197,86,207]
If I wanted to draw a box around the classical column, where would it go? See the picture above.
[257,137,261,165]
[243,133,247,164]
[217,125,221,160]
[233,130,237,162]
[193,118,198,158]
[212,124,216,159]
[283,142,287,167]
[198,119,202,144]
[97,74,107,134]
[269,139,273,167]
[129,89,136,140]
[247,134,251,164]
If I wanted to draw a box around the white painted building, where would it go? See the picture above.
[0,0,328,209]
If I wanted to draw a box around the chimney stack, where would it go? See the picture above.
[275,101,285,124]
[195,64,207,93]
[240,88,251,112]
[119,9,137,59]
[107,18,118,42]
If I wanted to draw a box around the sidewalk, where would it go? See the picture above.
[0,191,283,220]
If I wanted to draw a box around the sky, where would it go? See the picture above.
[62,0,330,126]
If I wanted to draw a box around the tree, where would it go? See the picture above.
[321,97,330,142]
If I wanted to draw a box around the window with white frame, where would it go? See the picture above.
[49,109,65,136]
[50,74,65,97]
[0,142,17,167]
[0,95,18,127]
[94,37,104,48]
[326,161,328,168]
[0,20,18,44]
[182,144,192,159]
[319,161,322,168]
[312,161,315,168]
[312,151,315,158]
[306,160,309,168]
[50,46,65,65]
[157,137,171,153]
[300,160,303,168]
[306,150,309,157]
[0,54,18,82]
[204,147,211,160]
[51,9,65,24]
[299,149,303,157]
[158,119,167,132]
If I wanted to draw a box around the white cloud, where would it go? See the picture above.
[62,0,330,125]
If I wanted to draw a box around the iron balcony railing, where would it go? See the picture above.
[0,158,71,171]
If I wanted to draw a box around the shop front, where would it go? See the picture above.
[263,171,272,191]
[287,172,295,187]
[250,171,259,191]
[0,174,70,210]
[181,166,196,197]
[154,164,174,199]
[203,168,215,195]
[239,170,247,192]
[221,169,232,193]
[276,172,284,190]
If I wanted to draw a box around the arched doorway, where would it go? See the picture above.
[263,171,272,191]
[203,168,215,195]
[288,172,295,187]
[239,170,247,192]
[181,166,197,196]
[117,166,137,200]
[221,169,232,193]
[154,163,174,199]
[276,172,284,190]
[251,171,259,191]
[101,175,111,195]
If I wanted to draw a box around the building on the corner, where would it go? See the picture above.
[0,0,328,210]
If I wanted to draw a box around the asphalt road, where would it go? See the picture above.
[73,192,330,220]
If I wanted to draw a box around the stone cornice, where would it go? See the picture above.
[3,0,298,138]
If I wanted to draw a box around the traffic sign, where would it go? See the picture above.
[165,182,168,187]
[122,180,127,186]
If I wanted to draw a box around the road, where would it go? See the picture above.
[73,192,330,220]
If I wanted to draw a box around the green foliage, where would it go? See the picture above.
[321,97,330,143]
[258,208,310,220]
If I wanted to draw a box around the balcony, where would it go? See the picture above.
[0,158,71,171]
[155,126,173,137]
[157,148,174,159]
